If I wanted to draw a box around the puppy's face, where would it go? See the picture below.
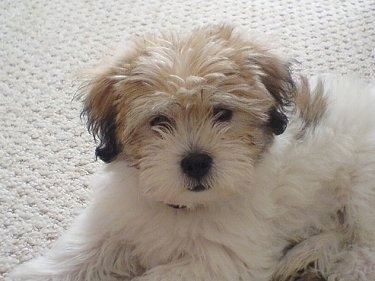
[82,25,294,209]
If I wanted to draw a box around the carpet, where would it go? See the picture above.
[1,0,374,279]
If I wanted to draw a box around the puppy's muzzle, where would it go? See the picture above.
[180,152,212,191]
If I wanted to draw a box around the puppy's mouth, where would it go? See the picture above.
[188,184,207,192]
[166,184,208,210]
[167,204,187,209]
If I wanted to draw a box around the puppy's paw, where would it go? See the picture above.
[272,266,326,281]
[293,268,326,281]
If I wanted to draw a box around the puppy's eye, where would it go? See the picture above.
[150,115,172,128]
[213,107,233,123]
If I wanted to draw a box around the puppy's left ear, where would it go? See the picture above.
[269,108,288,135]
[250,54,295,135]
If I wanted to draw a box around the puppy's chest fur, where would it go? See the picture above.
[119,194,275,274]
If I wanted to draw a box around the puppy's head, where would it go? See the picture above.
[81,25,294,209]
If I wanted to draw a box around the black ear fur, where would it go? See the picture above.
[80,73,121,163]
[82,108,121,163]
[269,108,288,135]
[251,56,295,135]
[93,112,121,163]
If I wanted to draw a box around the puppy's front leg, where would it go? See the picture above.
[11,206,142,281]
[326,246,375,281]
[131,260,217,281]
[273,232,375,281]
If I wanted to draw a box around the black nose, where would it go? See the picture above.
[180,152,213,180]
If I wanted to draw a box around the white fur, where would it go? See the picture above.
[12,75,375,281]
[267,75,375,280]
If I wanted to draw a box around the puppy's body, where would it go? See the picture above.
[12,25,375,281]
[268,76,375,280]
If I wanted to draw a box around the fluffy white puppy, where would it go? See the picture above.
[12,25,375,281]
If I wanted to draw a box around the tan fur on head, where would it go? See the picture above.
[81,24,295,165]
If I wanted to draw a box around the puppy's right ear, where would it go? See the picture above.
[80,68,121,163]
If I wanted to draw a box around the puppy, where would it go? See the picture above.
[12,25,375,281]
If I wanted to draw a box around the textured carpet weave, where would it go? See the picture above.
[1,0,374,279]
